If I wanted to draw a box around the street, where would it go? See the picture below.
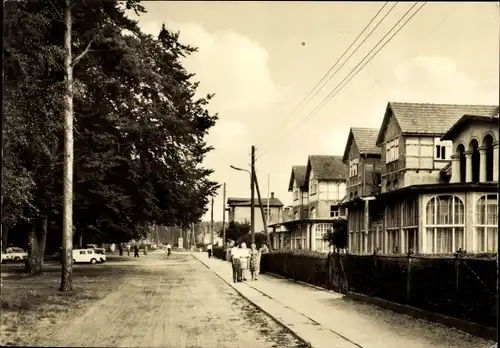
[5,253,306,348]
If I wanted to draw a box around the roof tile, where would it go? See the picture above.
[389,102,498,135]
[308,155,346,180]
[351,127,381,155]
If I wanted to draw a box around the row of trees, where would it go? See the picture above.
[3,0,219,288]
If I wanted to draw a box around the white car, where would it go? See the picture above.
[85,244,106,255]
[1,247,28,263]
[73,249,106,264]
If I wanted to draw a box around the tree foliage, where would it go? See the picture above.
[323,220,348,251]
[2,0,219,257]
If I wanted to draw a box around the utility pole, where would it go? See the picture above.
[250,146,256,244]
[222,182,226,247]
[254,173,272,247]
[210,196,214,245]
[267,174,271,248]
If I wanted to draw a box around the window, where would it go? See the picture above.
[294,211,299,220]
[264,208,271,221]
[315,224,331,252]
[293,190,299,200]
[435,145,447,160]
[475,194,498,252]
[310,180,317,195]
[387,230,399,254]
[425,195,465,253]
[349,159,359,177]
[330,206,339,218]
[385,138,399,163]
[79,251,85,255]
[310,207,317,219]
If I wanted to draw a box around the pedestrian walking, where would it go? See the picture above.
[118,244,123,256]
[258,243,269,275]
[230,243,241,283]
[127,244,131,256]
[207,243,213,258]
[249,243,259,281]
[166,243,172,257]
[134,245,139,257]
[239,243,250,281]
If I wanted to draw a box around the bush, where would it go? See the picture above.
[236,232,268,248]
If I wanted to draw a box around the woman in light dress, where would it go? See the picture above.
[249,243,260,281]
[238,243,250,281]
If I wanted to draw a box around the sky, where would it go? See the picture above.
[129,1,499,222]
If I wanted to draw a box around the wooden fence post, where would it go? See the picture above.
[406,251,412,305]
[328,252,333,290]
[454,251,460,290]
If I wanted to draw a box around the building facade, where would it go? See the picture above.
[270,155,347,252]
[347,102,499,255]
[227,194,284,233]
[342,127,382,254]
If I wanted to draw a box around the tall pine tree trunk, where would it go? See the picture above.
[25,216,48,275]
[1,223,8,253]
[60,0,74,292]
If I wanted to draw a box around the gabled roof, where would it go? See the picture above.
[227,197,284,207]
[342,127,380,162]
[441,113,499,141]
[305,155,346,182]
[288,165,307,191]
[376,102,499,145]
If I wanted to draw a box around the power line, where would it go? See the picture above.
[257,2,426,160]
[262,2,396,139]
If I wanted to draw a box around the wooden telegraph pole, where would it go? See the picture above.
[222,183,226,246]
[210,196,214,245]
[250,146,255,244]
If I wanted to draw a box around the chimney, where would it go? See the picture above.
[271,192,275,199]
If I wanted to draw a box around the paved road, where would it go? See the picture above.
[34,253,307,348]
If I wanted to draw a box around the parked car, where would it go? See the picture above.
[85,244,106,255]
[73,249,106,264]
[52,247,62,260]
[1,247,28,263]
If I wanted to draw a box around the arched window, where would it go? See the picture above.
[425,195,465,253]
[482,135,494,182]
[310,207,316,219]
[314,223,331,252]
[457,144,466,183]
[475,194,498,252]
[469,139,480,183]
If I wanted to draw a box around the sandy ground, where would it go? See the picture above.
[1,252,307,348]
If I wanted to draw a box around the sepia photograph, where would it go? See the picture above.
[1,1,499,347]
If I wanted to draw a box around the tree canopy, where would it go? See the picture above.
[3,0,219,249]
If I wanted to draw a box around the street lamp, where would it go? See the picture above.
[230,164,255,244]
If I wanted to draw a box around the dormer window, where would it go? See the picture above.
[385,138,399,163]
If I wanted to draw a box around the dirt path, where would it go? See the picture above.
[30,253,307,348]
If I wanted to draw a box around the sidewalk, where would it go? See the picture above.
[192,253,494,348]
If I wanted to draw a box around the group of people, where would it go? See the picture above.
[117,243,140,257]
[229,242,269,283]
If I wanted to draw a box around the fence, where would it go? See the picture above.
[260,252,497,328]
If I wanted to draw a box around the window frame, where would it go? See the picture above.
[385,138,400,164]
[475,194,498,253]
[425,195,465,253]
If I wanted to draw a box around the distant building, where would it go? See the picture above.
[227,193,284,233]
[269,155,347,252]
